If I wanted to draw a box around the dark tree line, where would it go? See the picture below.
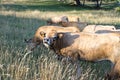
[74,0,102,8]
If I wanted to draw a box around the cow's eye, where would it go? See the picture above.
[53,37,57,41]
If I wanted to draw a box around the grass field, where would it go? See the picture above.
[0,0,120,80]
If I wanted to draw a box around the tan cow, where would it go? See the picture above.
[47,17,88,31]
[83,25,116,33]
[47,16,68,25]
[41,30,120,80]
[25,25,80,51]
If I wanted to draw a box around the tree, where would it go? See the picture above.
[74,0,102,8]
[96,0,102,8]
[74,0,82,6]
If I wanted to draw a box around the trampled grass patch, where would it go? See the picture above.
[0,0,119,80]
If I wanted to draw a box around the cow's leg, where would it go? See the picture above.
[104,62,115,80]
[105,61,120,80]
[74,61,81,80]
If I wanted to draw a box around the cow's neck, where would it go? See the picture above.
[52,37,64,53]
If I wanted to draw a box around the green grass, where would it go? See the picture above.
[1,1,119,11]
[0,0,119,80]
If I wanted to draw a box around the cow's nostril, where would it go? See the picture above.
[47,39,49,41]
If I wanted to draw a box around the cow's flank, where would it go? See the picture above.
[42,30,120,80]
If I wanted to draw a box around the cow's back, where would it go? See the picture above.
[83,25,116,33]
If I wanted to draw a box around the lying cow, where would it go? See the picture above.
[47,16,68,25]
[47,17,88,32]
[25,26,80,51]
[41,30,120,80]
[83,25,116,33]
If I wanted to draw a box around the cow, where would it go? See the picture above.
[25,26,80,52]
[47,16,68,25]
[83,25,116,33]
[47,17,88,31]
[41,30,120,80]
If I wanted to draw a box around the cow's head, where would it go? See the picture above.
[40,30,63,49]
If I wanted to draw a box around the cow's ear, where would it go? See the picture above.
[24,39,29,43]
[24,38,32,43]
[40,31,46,37]
[57,33,63,39]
